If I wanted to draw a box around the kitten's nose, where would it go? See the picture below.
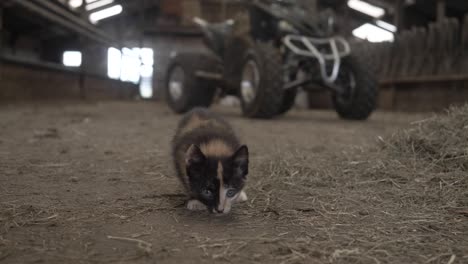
[216,208,224,213]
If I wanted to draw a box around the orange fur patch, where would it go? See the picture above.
[179,114,208,135]
[200,140,234,158]
[217,161,224,184]
[217,161,226,212]
[178,113,230,139]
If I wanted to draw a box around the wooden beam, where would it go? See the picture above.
[84,0,123,15]
[13,0,116,45]
[380,74,468,85]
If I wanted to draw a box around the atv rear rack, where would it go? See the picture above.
[283,35,351,84]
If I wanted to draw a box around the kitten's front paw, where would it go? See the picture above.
[187,199,206,211]
[236,191,248,202]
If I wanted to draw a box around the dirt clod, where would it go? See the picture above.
[33,128,60,139]
[69,177,79,183]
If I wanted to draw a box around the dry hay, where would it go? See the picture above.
[234,104,468,263]
[385,104,468,171]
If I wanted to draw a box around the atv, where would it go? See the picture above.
[165,0,378,120]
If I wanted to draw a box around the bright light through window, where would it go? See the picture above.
[352,23,394,42]
[140,48,154,66]
[86,0,115,11]
[140,78,153,98]
[120,48,141,84]
[89,4,122,24]
[107,47,154,98]
[68,0,83,8]
[139,48,154,99]
[107,47,122,79]
[347,0,385,18]
[140,65,153,78]
[63,51,82,67]
[376,20,397,32]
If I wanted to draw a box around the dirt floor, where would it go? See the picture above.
[1,101,467,264]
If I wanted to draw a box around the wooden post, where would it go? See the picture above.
[0,5,3,54]
[0,5,4,83]
[79,0,86,19]
[116,14,123,78]
[436,0,446,22]
[139,0,145,48]
[221,0,227,21]
[115,12,122,49]
[393,0,404,33]
[78,0,86,99]
[79,37,86,99]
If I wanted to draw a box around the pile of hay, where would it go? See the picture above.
[385,104,468,207]
[385,104,468,171]
[365,104,468,209]
[248,104,468,263]
[256,104,468,207]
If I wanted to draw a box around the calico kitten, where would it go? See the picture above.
[171,107,249,214]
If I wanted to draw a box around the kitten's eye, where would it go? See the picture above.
[202,189,213,198]
[226,189,237,198]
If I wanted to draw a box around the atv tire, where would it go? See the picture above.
[165,54,217,114]
[332,55,378,120]
[239,42,284,119]
[277,88,298,115]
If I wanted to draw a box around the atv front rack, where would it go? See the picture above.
[283,35,351,84]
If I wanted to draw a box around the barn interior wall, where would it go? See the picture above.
[0,62,138,101]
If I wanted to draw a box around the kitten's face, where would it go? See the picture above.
[185,145,248,214]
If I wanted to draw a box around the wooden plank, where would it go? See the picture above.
[380,74,468,85]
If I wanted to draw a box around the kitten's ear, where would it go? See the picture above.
[231,145,249,178]
[185,144,206,166]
